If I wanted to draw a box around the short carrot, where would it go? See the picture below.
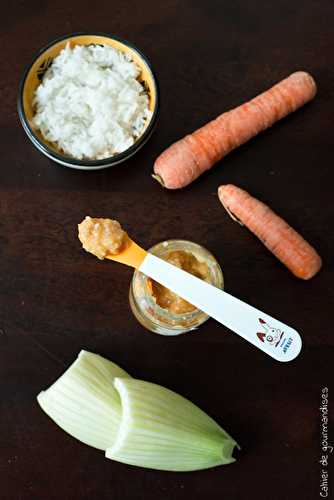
[218,184,322,280]
[153,72,316,189]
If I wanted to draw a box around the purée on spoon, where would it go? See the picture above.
[78,216,127,259]
[78,216,147,268]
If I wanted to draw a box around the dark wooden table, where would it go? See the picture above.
[1,1,333,499]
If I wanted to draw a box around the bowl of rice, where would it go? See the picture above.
[18,33,159,170]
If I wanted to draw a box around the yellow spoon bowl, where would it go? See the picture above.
[105,236,147,269]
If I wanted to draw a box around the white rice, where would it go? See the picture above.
[32,43,152,160]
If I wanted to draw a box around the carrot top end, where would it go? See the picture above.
[152,173,166,187]
[218,186,244,226]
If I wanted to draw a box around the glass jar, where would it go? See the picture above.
[129,240,224,336]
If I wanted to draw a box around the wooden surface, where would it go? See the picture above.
[1,1,333,499]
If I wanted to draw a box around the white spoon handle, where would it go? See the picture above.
[140,254,302,362]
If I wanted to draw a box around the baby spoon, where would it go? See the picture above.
[107,236,302,362]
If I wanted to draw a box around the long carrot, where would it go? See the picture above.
[153,72,316,189]
[218,184,322,280]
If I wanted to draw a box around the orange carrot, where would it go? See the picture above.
[218,184,322,280]
[153,72,316,189]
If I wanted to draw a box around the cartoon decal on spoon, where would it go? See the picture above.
[257,318,284,347]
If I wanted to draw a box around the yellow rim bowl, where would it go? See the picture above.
[17,33,159,170]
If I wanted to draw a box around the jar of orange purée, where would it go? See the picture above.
[129,240,224,335]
